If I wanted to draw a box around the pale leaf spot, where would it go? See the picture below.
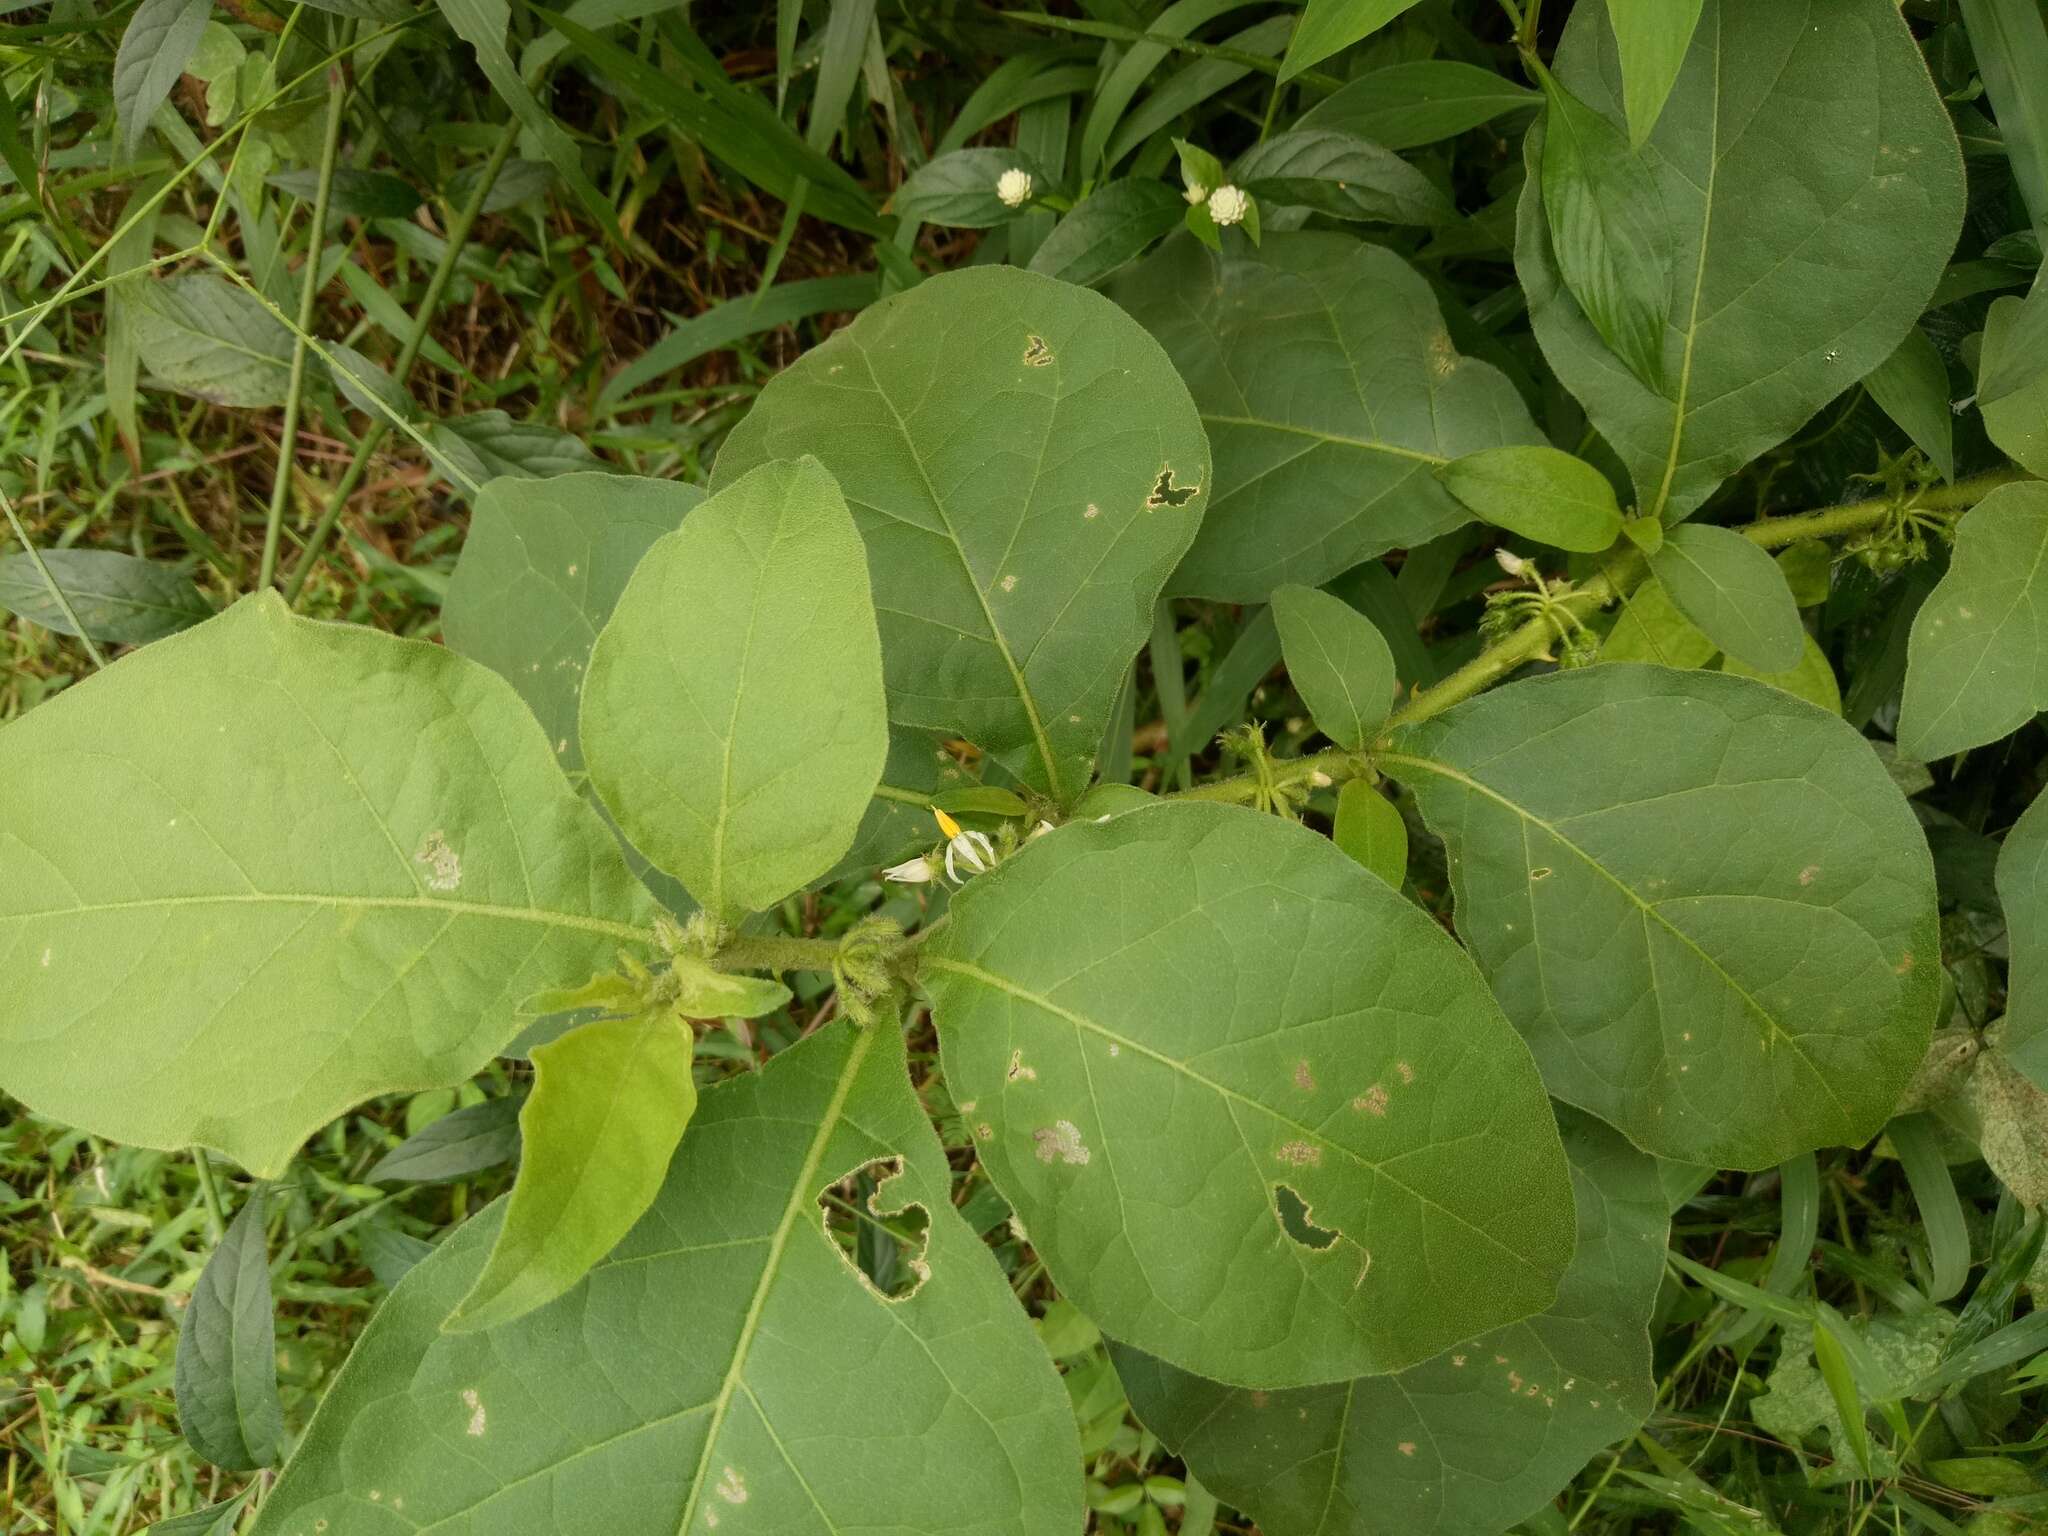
[999,574,1017,593]
[1006,1049,1037,1083]
[1353,1084,1388,1116]
[416,831,461,893]
[1033,1120,1091,1165]
[462,1388,486,1437]
[1397,1441,1417,1457]
[1798,864,1820,886]
[1275,1140,1321,1168]
[717,1467,748,1505]
[1396,1061,1415,1085]
[1292,1059,1316,1092]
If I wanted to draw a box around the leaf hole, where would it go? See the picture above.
[817,1155,931,1302]
[1274,1183,1338,1251]
[1146,468,1199,508]
[1022,334,1054,366]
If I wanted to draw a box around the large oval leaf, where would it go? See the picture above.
[1115,1106,1667,1536]
[1391,665,1941,1169]
[1516,0,1964,523]
[923,802,1575,1388]
[1998,785,2048,1092]
[0,592,655,1177]
[1113,233,1541,601]
[442,471,702,772]
[246,1020,1082,1535]
[582,457,889,919]
[711,265,1207,804]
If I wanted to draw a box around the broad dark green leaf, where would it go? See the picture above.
[2000,786,2048,1091]
[1299,61,1539,151]
[113,0,210,160]
[142,1491,252,1536]
[713,266,1208,803]
[443,472,701,772]
[894,147,1051,228]
[1980,293,2048,479]
[1333,778,1408,887]
[1605,0,1706,146]
[583,457,887,920]
[446,156,554,214]
[1862,327,1954,482]
[1115,1107,1666,1536]
[175,1187,282,1470]
[1898,482,2048,762]
[1720,633,1842,715]
[0,592,655,1177]
[1279,0,1429,82]
[1273,582,1397,749]
[267,167,421,218]
[1232,129,1454,227]
[1600,576,1716,667]
[1517,0,1965,523]
[1028,179,1189,287]
[1392,665,1941,1168]
[0,550,211,644]
[1537,68,1672,390]
[131,274,294,407]
[1440,445,1625,552]
[430,410,601,486]
[368,1095,524,1184]
[924,803,1575,1387]
[449,1010,697,1332]
[1959,0,2048,232]
[246,1020,1082,1535]
[1113,233,1539,600]
[1649,523,1805,672]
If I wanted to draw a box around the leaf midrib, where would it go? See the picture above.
[1377,749,1855,1126]
[1647,6,1721,519]
[2,890,645,942]
[1199,414,1447,466]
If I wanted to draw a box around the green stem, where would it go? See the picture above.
[191,1147,227,1242]
[281,117,521,605]
[716,932,844,974]
[260,48,351,591]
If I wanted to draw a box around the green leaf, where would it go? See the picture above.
[1333,778,1408,888]
[1028,179,1187,287]
[1602,577,1716,667]
[1278,0,1429,83]
[245,1020,1082,1535]
[448,1010,697,1332]
[1231,129,1454,227]
[430,410,601,486]
[713,266,1208,803]
[443,472,701,772]
[1719,632,1842,715]
[1648,523,1805,673]
[583,457,887,920]
[1115,1107,1666,1536]
[1605,0,1706,147]
[1299,60,1539,152]
[1776,540,1834,608]
[893,147,1050,228]
[1999,785,2048,1091]
[1537,67,1673,390]
[0,592,655,1177]
[0,550,211,644]
[1113,233,1539,601]
[923,803,1575,1387]
[1440,445,1625,553]
[1862,327,1954,483]
[1272,582,1397,750]
[1517,0,1965,523]
[113,0,210,161]
[368,1096,525,1184]
[324,341,416,424]
[175,1186,282,1470]
[142,1491,252,1536]
[1966,1049,2048,1208]
[1391,665,1941,1168]
[1172,138,1226,199]
[131,274,294,408]
[1959,0,2048,233]
[267,167,421,219]
[1980,293,2048,479]
[1897,481,2048,762]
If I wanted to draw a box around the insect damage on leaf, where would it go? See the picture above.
[816,1154,933,1302]
[1146,467,1200,507]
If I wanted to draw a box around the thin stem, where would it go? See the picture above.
[191,1147,227,1242]
[260,46,351,591]
[282,117,522,606]
[1,483,106,670]
[716,932,843,974]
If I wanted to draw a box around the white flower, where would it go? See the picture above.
[1207,185,1249,226]
[1183,180,1208,205]
[1030,819,1056,839]
[882,855,936,884]
[996,168,1034,208]
[933,807,997,884]
[1494,548,1530,578]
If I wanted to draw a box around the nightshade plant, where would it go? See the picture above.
[4,0,2048,1531]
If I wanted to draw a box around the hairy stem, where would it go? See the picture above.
[281,117,521,605]
[716,932,844,975]
[260,50,351,591]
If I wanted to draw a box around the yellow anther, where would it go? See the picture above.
[932,806,963,840]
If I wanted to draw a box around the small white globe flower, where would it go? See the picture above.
[996,168,1034,208]
[1494,548,1530,578]
[932,807,998,885]
[882,854,936,884]
[1183,180,1208,206]
[1207,185,1250,226]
